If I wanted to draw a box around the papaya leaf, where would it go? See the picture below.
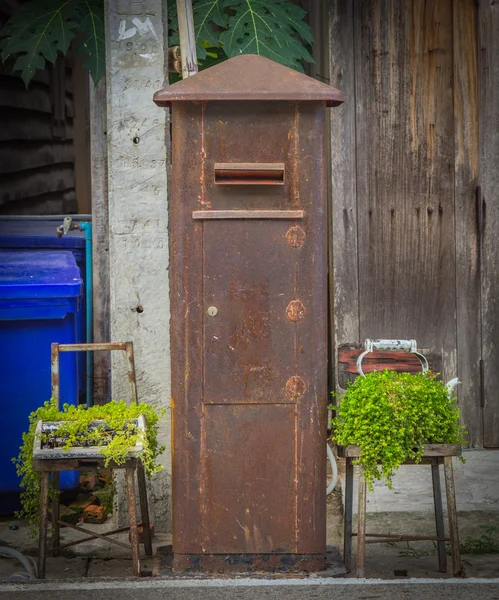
[219,0,313,72]
[192,0,228,59]
[167,0,228,60]
[73,0,105,84]
[0,0,77,87]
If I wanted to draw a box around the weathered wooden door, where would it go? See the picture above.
[329,0,499,446]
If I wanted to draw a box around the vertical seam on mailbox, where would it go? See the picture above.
[200,101,207,551]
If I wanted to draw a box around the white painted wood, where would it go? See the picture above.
[176,0,198,78]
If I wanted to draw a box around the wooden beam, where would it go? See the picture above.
[176,0,198,78]
[453,0,482,447]
[329,0,360,390]
[479,0,499,447]
[89,79,110,405]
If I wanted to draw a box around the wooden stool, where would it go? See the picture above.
[336,339,464,578]
[34,341,152,579]
[341,444,464,578]
[35,455,152,578]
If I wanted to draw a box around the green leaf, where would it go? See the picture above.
[168,0,314,72]
[168,0,228,61]
[193,0,228,59]
[0,0,77,86]
[219,0,314,72]
[73,0,106,84]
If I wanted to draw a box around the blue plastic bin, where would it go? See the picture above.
[0,250,83,514]
[0,219,87,397]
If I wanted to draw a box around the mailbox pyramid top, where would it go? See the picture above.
[153,54,344,107]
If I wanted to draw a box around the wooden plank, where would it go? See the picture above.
[0,65,51,87]
[329,0,359,361]
[337,343,442,389]
[0,190,76,216]
[343,458,354,573]
[443,456,464,576]
[341,444,461,458]
[192,210,303,220]
[479,0,499,447]
[0,142,74,175]
[73,58,91,215]
[89,79,110,405]
[354,0,457,384]
[453,0,482,447]
[0,112,74,141]
[431,461,447,572]
[176,0,198,78]
[0,166,75,206]
[0,85,52,113]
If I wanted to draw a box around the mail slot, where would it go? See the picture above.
[154,54,343,573]
[214,163,285,185]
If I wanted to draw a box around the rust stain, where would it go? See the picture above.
[286,226,306,248]
[285,376,306,399]
[292,103,300,208]
[286,300,306,322]
[229,313,271,348]
[199,102,211,208]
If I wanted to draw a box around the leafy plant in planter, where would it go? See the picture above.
[331,370,467,490]
[13,399,165,535]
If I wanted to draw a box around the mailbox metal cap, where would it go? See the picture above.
[153,54,344,108]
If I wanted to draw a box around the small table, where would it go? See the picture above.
[340,443,464,577]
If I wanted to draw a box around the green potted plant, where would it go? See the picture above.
[13,399,165,534]
[331,370,467,489]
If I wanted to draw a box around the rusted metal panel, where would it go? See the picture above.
[51,342,138,407]
[173,551,328,574]
[203,404,296,553]
[158,54,340,572]
[193,210,303,219]
[153,54,343,107]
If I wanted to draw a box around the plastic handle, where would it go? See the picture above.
[357,338,429,377]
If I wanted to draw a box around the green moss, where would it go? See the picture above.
[13,399,165,535]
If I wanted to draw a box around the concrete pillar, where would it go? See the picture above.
[105,0,171,531]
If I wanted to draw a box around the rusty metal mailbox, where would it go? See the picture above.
[154,54,343,573]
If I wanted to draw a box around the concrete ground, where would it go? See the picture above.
[0,449,498,582]
[2,578,499,600]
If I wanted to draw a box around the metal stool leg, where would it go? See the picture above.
[137,461,153,557]
[51,472,60,557]
[444,456,464,577]
[343,457,354,572]
[431,459,447,572]
[357,465,367,578]
[126,467,141,576]
[38,471,50,579]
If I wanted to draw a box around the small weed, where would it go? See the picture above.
[456,525,499,555]
[386,541,434,559]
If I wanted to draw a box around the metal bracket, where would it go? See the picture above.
[51,342,138,409]
[356,338,429,377]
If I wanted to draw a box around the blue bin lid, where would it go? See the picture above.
[0,250,82,299]
[0,220,85,249]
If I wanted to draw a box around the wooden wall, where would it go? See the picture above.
[479,0,499,448]
[0,3,77,215]
[329,0,494,447]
